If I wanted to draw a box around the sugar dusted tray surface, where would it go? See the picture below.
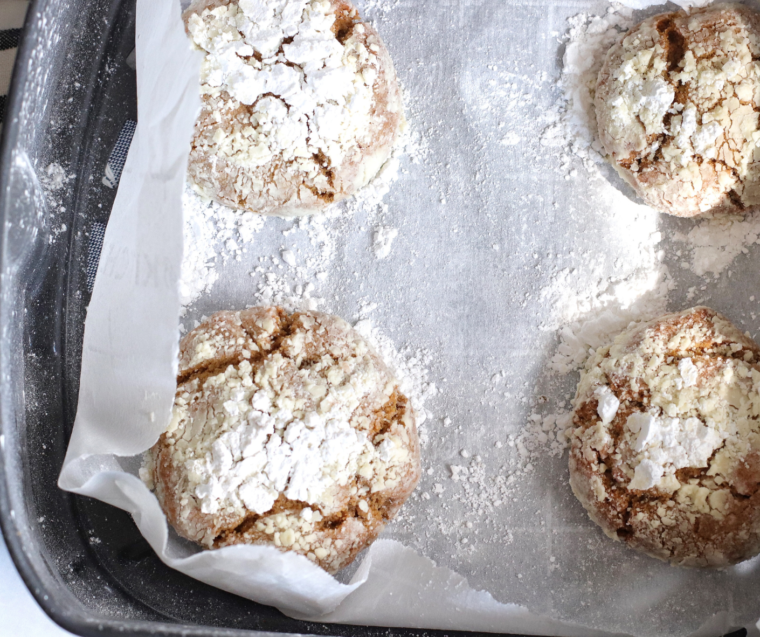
[178,0,760,635]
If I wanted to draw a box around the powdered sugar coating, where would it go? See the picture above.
[594,385,620,424]
[184,0,404,216]
[569,307,760,567]
[595,4,760,217]
[143,306,420,573]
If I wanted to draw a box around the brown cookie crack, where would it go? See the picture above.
[185,0,403,216]
[570,307,760,566]
[150,307,420,572]
[596,5,760,216]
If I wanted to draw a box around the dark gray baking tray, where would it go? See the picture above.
[0,0,750,636]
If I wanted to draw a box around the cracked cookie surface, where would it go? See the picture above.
[184,0,404,217]
[595,4,760,217]
[142,306,420,573]
[569,307,760,567]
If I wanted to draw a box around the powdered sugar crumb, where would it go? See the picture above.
[42,162,68,191]
[372,225,398,259]
[40,162,73,244]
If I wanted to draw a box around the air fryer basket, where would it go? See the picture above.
[0,1,752,636]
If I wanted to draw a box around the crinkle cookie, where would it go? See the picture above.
[595,4,760,217]
[569,307,760,567]
[141,307,420,573]
[184,0,405,217]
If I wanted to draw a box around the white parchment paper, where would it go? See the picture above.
[58,0,760,635]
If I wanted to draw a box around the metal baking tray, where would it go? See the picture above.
[0,0,752,636]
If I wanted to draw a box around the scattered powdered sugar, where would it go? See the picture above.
[41,162,72,243]
[614,0,712,10]
[180,190,220,306]
[360,0,401,19]
[460,59,556,165]
[354,318,438,440]
[246,180,390,310]
[180,95,423,312]
[42,162,68,191]
[448,455,520,517]
[674,214,760,277]
[180,186,265,310]
[249,216,331,310]
[372,225,398,259]
[541,6,634,172]
[418,408,575,534]
[508,410,575,466]
[546,270,673,375]
[541,217,672,375]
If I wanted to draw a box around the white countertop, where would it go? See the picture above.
[0,532,74,636]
